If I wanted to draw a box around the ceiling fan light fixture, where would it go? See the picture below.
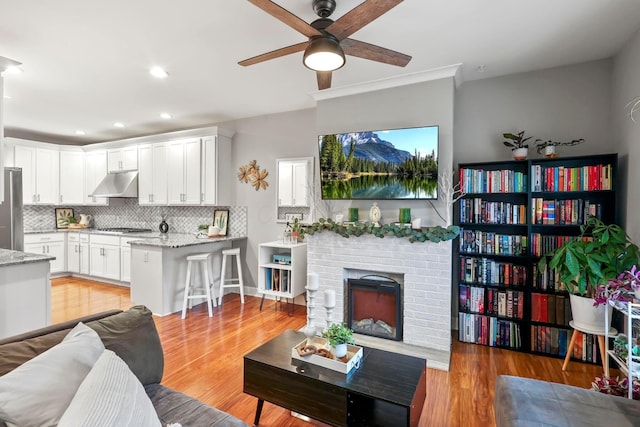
[303,36,345,72]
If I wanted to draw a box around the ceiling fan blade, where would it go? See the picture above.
[326,0,403,41]
[238,42,309,66]
[248,0,321,38]
[341,38,411,67]
[317,71,332,90]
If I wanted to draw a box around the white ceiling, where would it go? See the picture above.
[2,0,640,145]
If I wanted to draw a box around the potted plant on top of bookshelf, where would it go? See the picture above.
[502,131,532,161]
[534,138,585,158]
[322,323,355,358]
[538,216,640,332]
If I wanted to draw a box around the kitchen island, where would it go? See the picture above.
[129,233,247,316]
[0,248,54,339]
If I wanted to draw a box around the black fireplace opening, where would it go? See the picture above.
[347,278,403,341]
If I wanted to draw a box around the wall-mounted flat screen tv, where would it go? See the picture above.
[318,125,439,200]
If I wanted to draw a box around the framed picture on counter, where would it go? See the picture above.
[55,208,74,229]
[213,210,229,236]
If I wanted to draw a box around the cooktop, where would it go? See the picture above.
[95,227,153,234]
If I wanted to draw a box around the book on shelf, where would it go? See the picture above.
[460,168,528,194]
[531,198,603,225]
[459,198,527,225]
[265,268,272,291]
[530,163,613,192]
[458,313,521,349]
[461,256,527,286]
[531,326,578,357]
[460,229,527,256]
[531,234,594,257]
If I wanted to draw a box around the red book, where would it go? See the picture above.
[540,294,549,322]
[531,293,540,322]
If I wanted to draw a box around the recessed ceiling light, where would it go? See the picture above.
[75,130,86,135]
[160,112,172,119]
[4,66,23,75]
[113,122,125,128]
[150,67,168,78]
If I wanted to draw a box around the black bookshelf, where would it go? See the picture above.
[455,153,618,365]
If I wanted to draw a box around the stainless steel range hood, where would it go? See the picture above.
[90,171,138,198]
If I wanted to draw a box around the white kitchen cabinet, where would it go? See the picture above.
[167,138,201,205]
[67,233,89,275]
[277,158,310,207]
[59,150,85,205]
[201,134,232,205]
[119,236,141,283]
[89,234,120,280]
[84,150,108,205]
[14,145,59,205]
[138,143,168,205]
[24,233,66,273]
[107,146,138,172]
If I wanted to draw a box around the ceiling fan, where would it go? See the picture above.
[239,0,412,90]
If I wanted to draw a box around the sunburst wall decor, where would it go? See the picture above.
[238,160,269,191]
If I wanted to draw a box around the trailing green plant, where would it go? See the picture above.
[304,218,459,243]
[198,224,210,230]
[502,131,532,150]
[322,323,355,346]
[538,216,640,297]
[534,138,585,154]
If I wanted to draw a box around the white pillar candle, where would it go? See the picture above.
[324,289,336,308]
[307,273,320,290]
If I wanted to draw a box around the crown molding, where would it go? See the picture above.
[309,63,463,102]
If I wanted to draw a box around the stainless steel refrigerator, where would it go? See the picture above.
[0,168,23,251]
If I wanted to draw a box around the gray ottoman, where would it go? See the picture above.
[494,375,640,427]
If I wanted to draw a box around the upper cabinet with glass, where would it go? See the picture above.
[276,157,314,223]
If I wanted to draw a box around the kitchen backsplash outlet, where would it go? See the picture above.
[24,200,248,236]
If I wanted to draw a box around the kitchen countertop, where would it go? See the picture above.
[25,228,156,238]
[0,248,55,267]
[129,233,246,249]
[24,229,247,248]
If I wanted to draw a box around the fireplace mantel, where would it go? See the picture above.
[306,232,453,370]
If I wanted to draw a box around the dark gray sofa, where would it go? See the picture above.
[494,375,640,427]
[0,305,248,427]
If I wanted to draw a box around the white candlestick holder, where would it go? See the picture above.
[303,286,318,343]
[324,304,335,331]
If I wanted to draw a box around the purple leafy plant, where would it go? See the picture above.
[592,375,640,400]
[593,265,640,307]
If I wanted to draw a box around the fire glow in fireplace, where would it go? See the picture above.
[347,278,402,341]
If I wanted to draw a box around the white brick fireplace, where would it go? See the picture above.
[306,232,453,370]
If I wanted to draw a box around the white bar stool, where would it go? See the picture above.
[219,247,245,305]
[181,252,217,319]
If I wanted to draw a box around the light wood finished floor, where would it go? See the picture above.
[51,277,612,427]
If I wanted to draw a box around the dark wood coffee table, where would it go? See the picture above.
[243,329,426,427]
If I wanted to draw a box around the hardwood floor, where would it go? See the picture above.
[51,277,611,426]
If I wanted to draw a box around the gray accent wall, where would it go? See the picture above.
[612,27,640,243]
[455,59,613,164]
[220,108,318,290]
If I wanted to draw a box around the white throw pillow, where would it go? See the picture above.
[0,322,105,427]
[58,349,161,427]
